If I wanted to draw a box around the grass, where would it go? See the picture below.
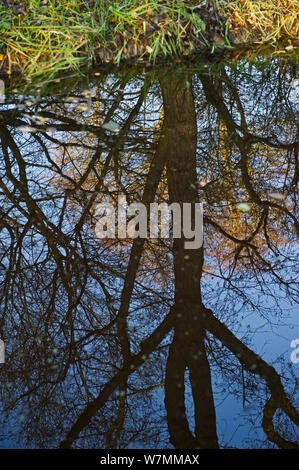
[223,0,299,43]
[0,0,298,79]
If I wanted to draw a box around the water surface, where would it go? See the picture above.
[0,56,298,449]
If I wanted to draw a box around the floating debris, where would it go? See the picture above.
[102,121,121,133]
[268,192,286,201]
[77,103,89,111]
[65,97,80,103]
[0,340,5,363]
[81,89,93,98]
[237,203,250,212]
[17,125,37,133]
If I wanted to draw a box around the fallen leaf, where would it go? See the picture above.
[268,192,286,201]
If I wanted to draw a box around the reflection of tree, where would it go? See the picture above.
[0,58,298,449]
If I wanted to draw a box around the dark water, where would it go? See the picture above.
[0,56,298,449]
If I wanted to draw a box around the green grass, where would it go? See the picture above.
[0,0,298,79]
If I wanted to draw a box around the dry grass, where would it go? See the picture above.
[223,0,299,44]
